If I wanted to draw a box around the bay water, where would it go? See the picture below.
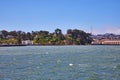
[0,46,120,80]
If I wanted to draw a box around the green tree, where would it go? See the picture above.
[9,31,17,38]
[1,30,8,38]
[16,31,22,45]
[26,32,32,40]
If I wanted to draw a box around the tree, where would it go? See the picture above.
[54,28,64,40]
[16,31,22,44]
[9,31,17,38]
[33,31,50,45]
[31,31,38,40]
[1,30,8,38]
[66,29,92,45]
[26,32,32,40]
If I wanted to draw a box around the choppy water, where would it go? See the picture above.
[0,45,120,80]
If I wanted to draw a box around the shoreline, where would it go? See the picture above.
[0,44,120,47]
[0,44,27,47]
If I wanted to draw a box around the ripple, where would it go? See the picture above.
[113,64,120,70]
[78,64,88,67]
[69,64,73,66]
[57,60,61,63]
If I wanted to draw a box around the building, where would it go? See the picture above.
[22,40,33,45]
[92,39,120,45]
[101,40,120,45]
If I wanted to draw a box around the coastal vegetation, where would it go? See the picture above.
[0,29,92,45]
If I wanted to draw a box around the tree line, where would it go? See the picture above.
[0,28,92,45]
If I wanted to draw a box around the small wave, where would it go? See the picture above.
[113,64,120,69]
[16,66,30,69]
[4,78,11,80]
[69,63,73,66]
[78,64,88,67]
[36,66,40,69]
[57,59,61,63]
[45,52,49,54]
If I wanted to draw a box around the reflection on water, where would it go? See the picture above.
[0,46,120,80]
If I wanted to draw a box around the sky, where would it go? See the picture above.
[0,0,120,34]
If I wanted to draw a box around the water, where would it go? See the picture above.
[0,45,120,80]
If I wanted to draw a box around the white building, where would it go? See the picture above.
[22,40,33,45]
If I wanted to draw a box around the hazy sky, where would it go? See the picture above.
[0,0,120,34]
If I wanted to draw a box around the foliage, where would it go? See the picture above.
[0,38,17,44]
[0,28,92,45]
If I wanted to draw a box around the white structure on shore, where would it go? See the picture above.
[22,40,33,45]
